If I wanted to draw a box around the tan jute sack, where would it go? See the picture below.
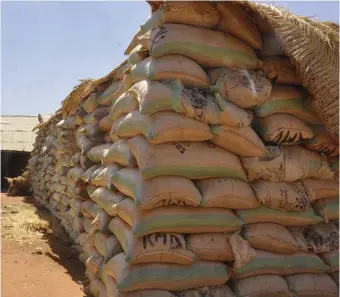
[116,198,137,228]
[125,55,211,89]
[211,125,266,157]
[285,273,338,297]
[304,125,339,156]
[93,231,122,262]
[301,178,339,201]
[262,56,302,85]
[252,180,310,212]
[175,285,235,297]
[196,177,259,209]
[102,252,229,292]
[116,110,213,144]
[208,67,271,108]
[150,24,261,69]
[129,80,253,127]
[254,84,320,124]
[100,273,176,297]
[89,187,125,217]
[289,222,339,254]
[242,223,300,254]
[214,2,262,50]
[99,115,113,133]
[112,167,202,210]
[108,217,196,265]
[133,206,244,237]
[186,233,234,261]
[241,145,334,182]
[233,275,292,297]
[253,114,313,145]
[128,136,247,181]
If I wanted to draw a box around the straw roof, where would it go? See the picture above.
[60,60,128,115]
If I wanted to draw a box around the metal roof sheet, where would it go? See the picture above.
[0,115,52,152]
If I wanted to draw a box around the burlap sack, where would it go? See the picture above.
[241,145,334,182]
[70,152,80,167]
[254,85,320,124]
[83,93,98,113]
[215,2,262,50]
[87,144,112,164]
[305,125,339,156]
[320,250,339,272]
[236,250,330,279]
[56,116,76,129]
[128,45,149,66]
[331,271,339,286]
[90,164,122,189]
[208,68,271,108]
[91,209,111,234]
[81,164,101,183]
[116,110,213,144]
[196,177,259,209]
[93,231,122,262]
[129,80,252,127]
[103,139,137,167]
[175,285,235,297]
[302,179,339,201]
[125,55,211,89]
[81,123,105,141]
[102,253,229,292]
[233,275,292,297]
[211,125,266,157]
[252,180,310,212]
[313,198,339,223]
[134,206,243,236]
[253,114,313,145]
[242,223,300,254]
[81,200,100,220]
[97,81,120,106]
[67,166,85,182]
[262,56,302,85]
[140,2,219,33]
[99,115,113,133]
[286,273,338,297]
[236,206,323,227]
[261,33,285,57]
[116,198,136,227]
[77,135,100,155]
[87,278,106,297]
[289,222,339,254]
[186,233,234,261]
[109,92,139,121]
[112,167,202,210]
[150,24,260,69]
[84,107,109,125]
[108,217,196,265]
[89,187,125,216]
[100,273,176,297]
[72,217,84,234]
[128,136,247,180]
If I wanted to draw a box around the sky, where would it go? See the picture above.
[1,1,339,116]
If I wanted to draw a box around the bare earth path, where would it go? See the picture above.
[1,193,88,297]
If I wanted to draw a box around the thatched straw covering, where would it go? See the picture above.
[60,60,128,115]
[147,1,339,140]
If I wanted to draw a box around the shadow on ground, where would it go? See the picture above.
[21,196,90,296]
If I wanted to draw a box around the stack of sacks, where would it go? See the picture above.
[26,2,339,297]
[29,115,61,210]
[99,1,338,296]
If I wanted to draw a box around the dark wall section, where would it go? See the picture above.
[1,151,30,191]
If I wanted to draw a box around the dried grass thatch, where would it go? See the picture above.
[60,59,128,115]
[231,1,339,140]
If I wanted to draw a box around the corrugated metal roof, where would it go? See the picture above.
[0,115,52,152]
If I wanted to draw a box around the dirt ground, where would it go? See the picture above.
[1,193,89,297]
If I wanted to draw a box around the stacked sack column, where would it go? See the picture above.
[94,2,264,296]
[71,69,128,297]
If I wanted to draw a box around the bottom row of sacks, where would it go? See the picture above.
[85,253,339,297]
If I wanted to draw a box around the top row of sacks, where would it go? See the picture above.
[126,1,290,66]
